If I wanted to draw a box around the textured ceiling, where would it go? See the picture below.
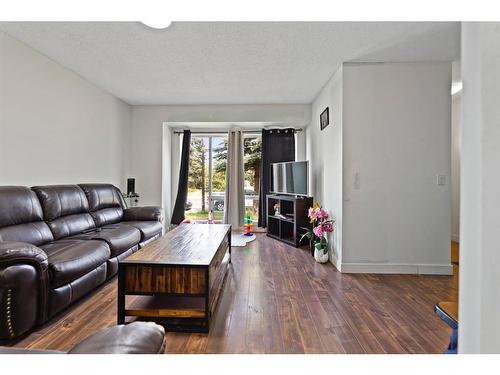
[0,22,460,105]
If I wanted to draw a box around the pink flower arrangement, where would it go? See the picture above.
[301,202,334,254]
[313,220,333,238]
[308,207,327,222]
[312,225,324,238]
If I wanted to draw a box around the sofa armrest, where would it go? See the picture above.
[0,242,49,340]
[0,241,48,267]
[123,206,163,223]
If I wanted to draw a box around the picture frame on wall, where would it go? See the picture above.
[320,107,329,130]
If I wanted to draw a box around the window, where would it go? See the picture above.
[186,135,227,222]
[243,135,262,223]
[184,133,262,224]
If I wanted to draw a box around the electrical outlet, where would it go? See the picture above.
[353,172,361,190]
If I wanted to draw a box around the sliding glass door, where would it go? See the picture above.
[210,136,228,216]
[186,135,227,221]
[184,132,262,223]
[243,135,262,224]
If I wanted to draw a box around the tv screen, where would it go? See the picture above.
[270,161,308,196]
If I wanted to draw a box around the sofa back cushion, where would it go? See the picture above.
[0,186,54,245]
[78,184,126,227]
[31,185,95,240]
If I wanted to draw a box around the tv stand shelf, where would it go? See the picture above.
[266,194,313,247]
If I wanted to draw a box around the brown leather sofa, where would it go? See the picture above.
[0,184,163,342]
[0,322,166,354]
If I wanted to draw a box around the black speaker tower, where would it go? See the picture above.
[127,178,135,195]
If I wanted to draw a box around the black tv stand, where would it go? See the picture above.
[266,194,313,247]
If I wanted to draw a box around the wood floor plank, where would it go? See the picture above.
[272,244,305,353]
[260,244,285,353]
[10,234,457,354]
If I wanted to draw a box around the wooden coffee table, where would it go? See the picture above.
[117,224,231,332]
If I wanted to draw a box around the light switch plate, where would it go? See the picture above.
[437,174,446,186]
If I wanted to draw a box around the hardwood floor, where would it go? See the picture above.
[13,234,457,353]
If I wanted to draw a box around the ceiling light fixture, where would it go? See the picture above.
[140,21,172,30]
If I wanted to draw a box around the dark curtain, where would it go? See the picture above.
[171,130,191,224]
[258,128,296,227]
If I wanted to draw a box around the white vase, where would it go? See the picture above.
[314,244,329,263]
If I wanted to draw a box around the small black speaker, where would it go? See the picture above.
[127,178,135,195]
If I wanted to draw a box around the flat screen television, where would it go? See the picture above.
[270,161,308,196]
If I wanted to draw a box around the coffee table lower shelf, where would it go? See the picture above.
[125,295,206,319]
[123,295,209,332]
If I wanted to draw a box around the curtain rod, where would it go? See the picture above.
[173,128,303,134]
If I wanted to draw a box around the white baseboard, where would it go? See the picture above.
[329,252,342,272]
[339,262,453,275]
[417,264,454,275]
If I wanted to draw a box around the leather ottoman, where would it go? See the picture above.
[0,322,166,354]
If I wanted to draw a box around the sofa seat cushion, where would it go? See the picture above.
[70,226,141,258]
[121,221,162,242]
[41,240,110,288]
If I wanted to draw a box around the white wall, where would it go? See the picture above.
[341,62,452,274]
[459,22,500,354]
[451,90,462,243]
[161,125,173,225]
[451,60,462,243]
[128,105,311,211]
[307,62,453,274]
[169,128,181,225]
[0,31,131,190]
[306,67,343,267]
[296,129,307,161]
